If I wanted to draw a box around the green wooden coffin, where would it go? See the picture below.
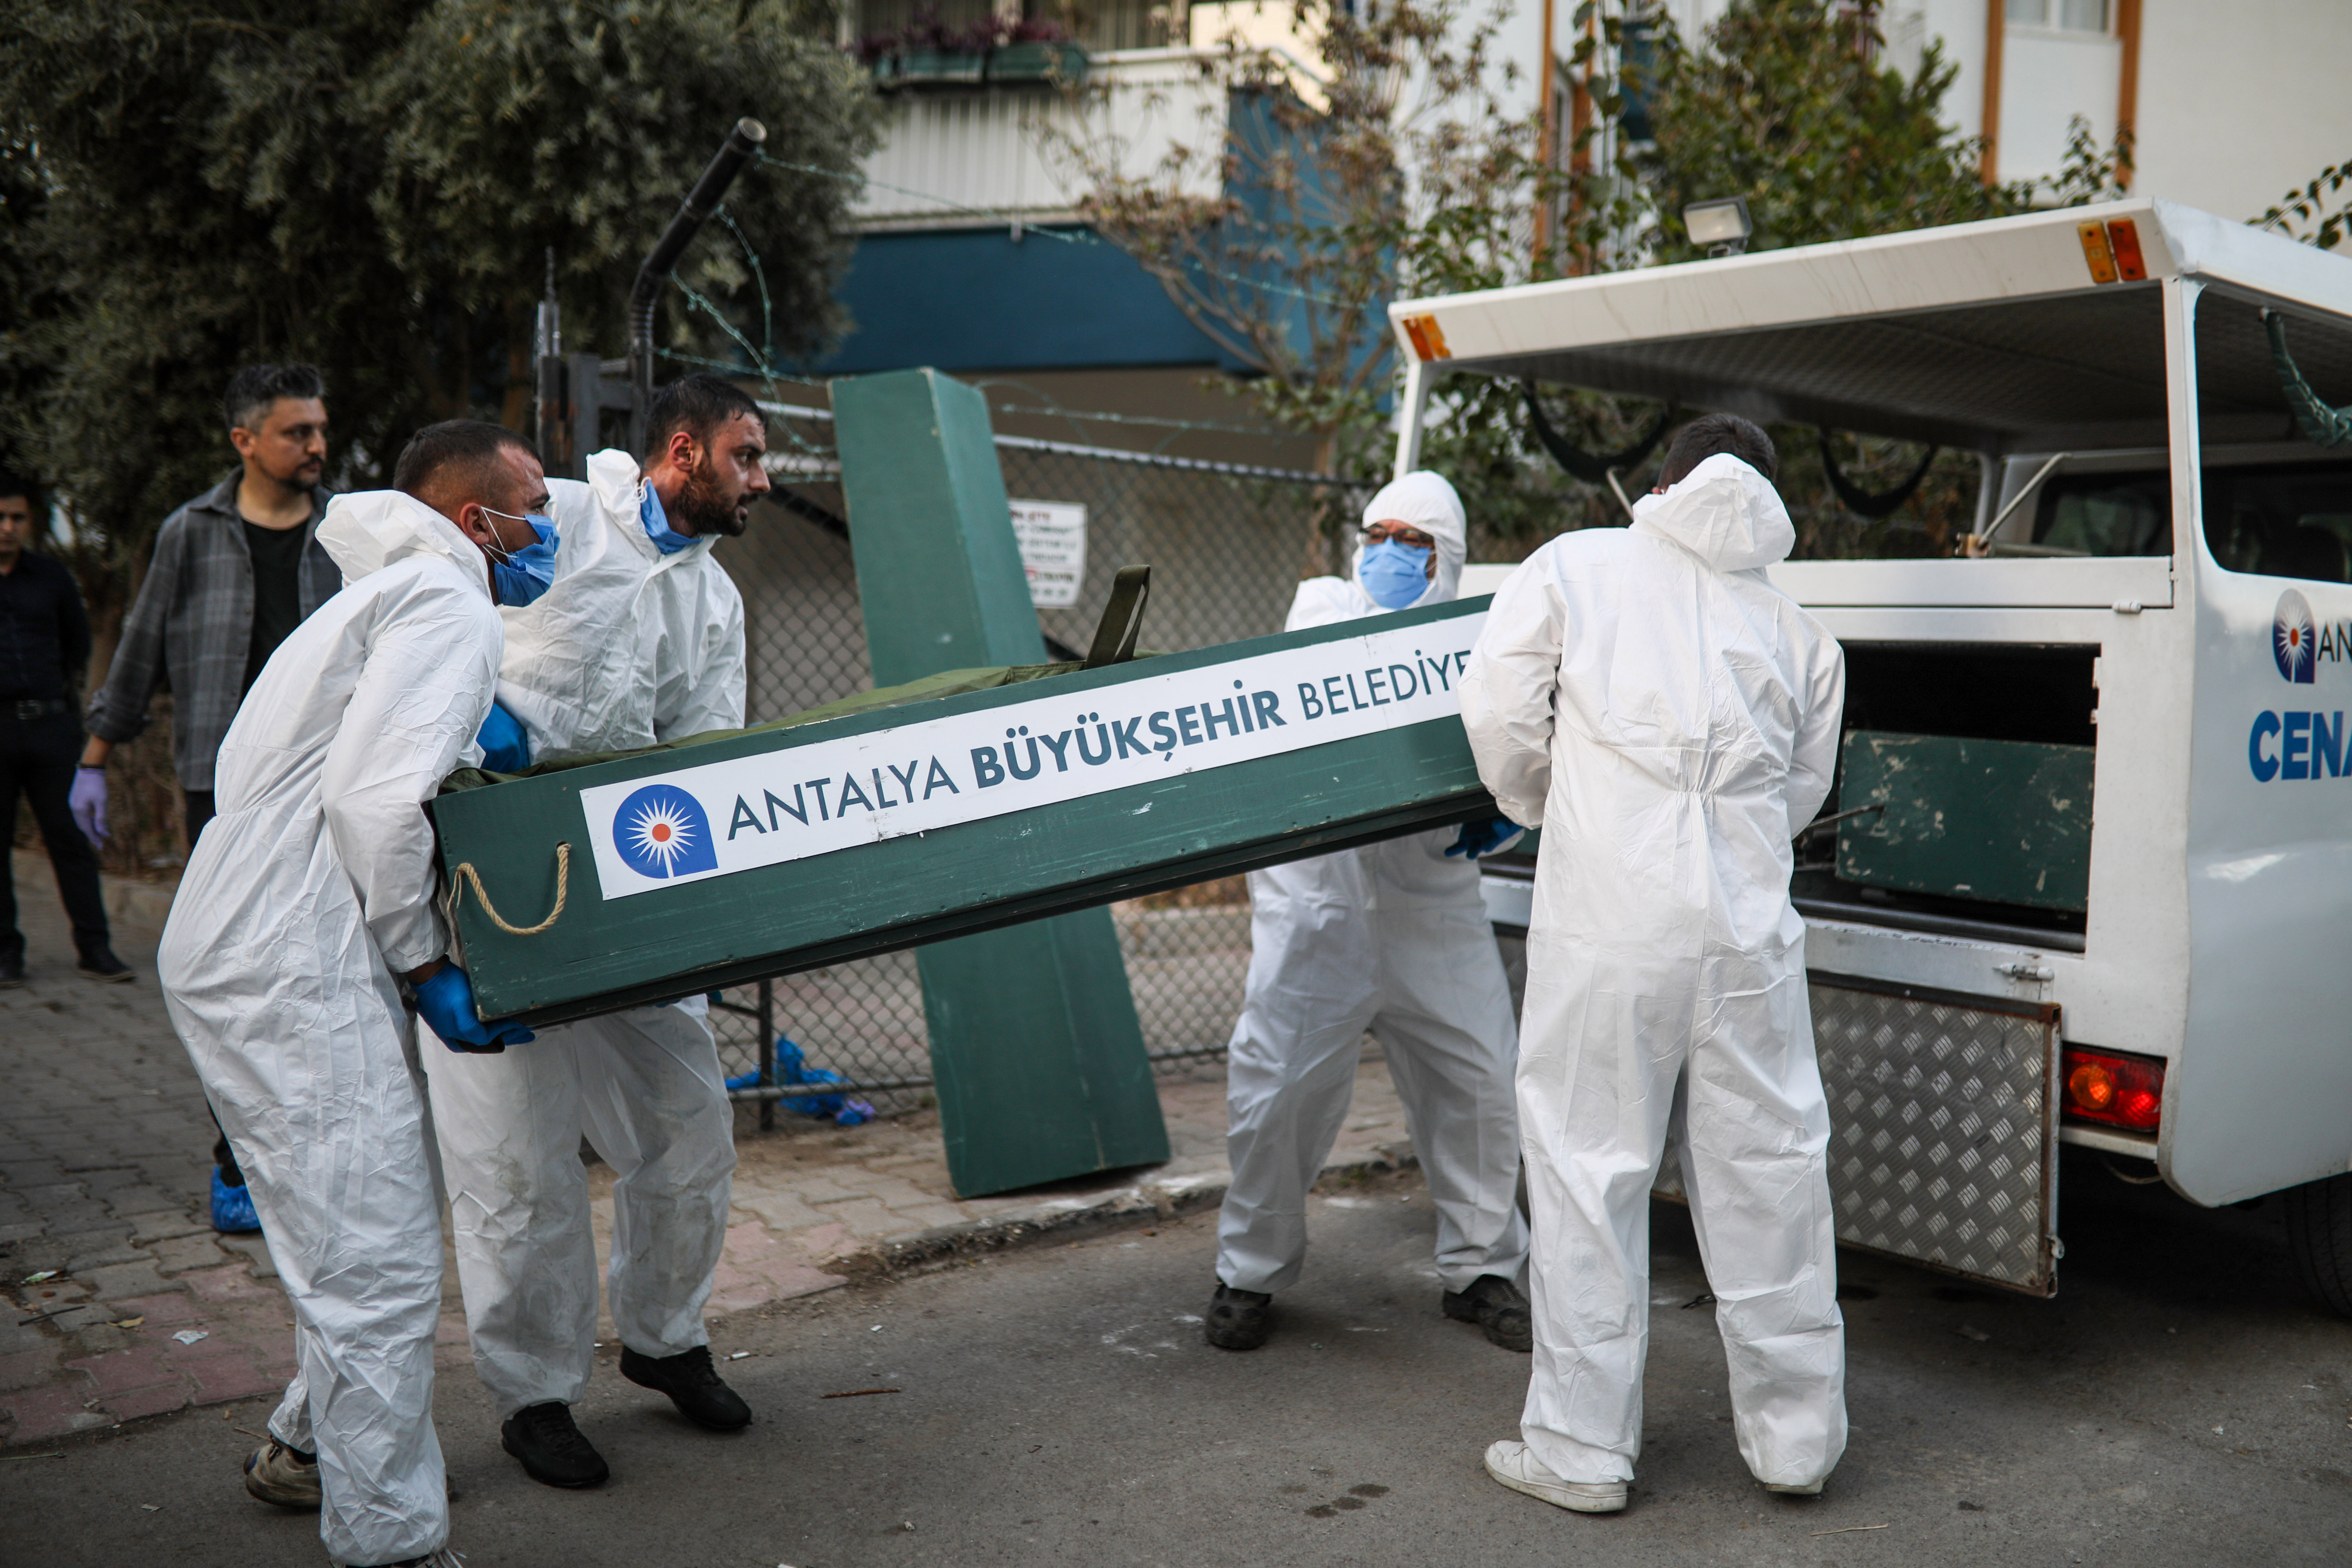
[431,595,1500,1026]
[1835,730,2095,912]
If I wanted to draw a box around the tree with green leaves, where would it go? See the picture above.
[2255,160,2352,251]
[1632,0,2023,263]
[0,0,875,626]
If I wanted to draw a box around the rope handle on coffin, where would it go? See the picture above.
[453,842,570,936]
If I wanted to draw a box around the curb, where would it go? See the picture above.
[833,1142,1421,1281]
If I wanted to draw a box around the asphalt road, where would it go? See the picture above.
[8,1147,2352,1568]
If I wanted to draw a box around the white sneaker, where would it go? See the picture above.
[1482,1440,1629,1514]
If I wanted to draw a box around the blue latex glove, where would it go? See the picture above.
[1445,816,1525,860]
[69,767,108,846]
[475,700,531,775]
[413,964,534,1053]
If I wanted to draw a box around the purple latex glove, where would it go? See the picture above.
[69,767,108,847]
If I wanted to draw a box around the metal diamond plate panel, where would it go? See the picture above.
[1651,974,2059,1295]
[1812,976,2059,1294]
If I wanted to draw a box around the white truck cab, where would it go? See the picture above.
[1407,201,2352,1311]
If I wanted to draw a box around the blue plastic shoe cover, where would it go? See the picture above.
[211,1168,261,1234]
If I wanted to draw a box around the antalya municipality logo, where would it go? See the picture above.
[611,783,718,879]
[2276,589,2318,684]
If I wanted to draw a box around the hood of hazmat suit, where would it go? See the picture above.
[1457,451,1849,1492]
[317,485,495,590]
[1215,468,1527,1302]
[492,448,747,761]
[425,447,747,1424]
[1289,470,1468,628]
[157,486,504,1567]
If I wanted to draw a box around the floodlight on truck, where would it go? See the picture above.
[2060,1046,2164,1133]
[1682,197,1752,257]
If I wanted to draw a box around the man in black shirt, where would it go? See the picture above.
[0,469,124,988]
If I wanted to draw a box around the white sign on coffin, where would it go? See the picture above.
[580,611,1488,900]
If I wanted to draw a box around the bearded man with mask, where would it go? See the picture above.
[1203,471,1532,1354]
[422,372,763,1491]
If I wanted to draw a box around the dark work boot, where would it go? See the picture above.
[499,1401,609,1488]
[76,944,133,983]
[1204,1281,1273,1351]
[620,1344,752,1431]
[1443,1274,1533,1352]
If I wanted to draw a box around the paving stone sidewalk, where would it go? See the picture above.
[1,852,1414,1449]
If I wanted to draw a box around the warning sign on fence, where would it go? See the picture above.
[1010,499,1087,609]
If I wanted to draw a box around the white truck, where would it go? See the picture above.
[1404,200,2352,1313]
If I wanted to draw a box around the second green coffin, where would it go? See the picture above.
[1835,730,2095,912]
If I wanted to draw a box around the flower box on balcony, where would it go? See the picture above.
[869,42,1087,89]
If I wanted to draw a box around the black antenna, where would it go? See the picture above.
[628,118,767,455]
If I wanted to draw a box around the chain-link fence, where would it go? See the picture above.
[708,408,1375,1127]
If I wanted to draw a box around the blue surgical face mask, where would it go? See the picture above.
[483,512,559,607]
[1358,539,1434,610]
[641,484,695,556]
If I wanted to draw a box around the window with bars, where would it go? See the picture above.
[2005,0,2109,32]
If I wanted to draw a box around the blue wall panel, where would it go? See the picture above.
[816,226,1234,374]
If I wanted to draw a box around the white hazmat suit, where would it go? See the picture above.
[425,448,746,1420]
[159,492,500,1567]
[1458,453,1848,1489]
[1217,472,1529,1298]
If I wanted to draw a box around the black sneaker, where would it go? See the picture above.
[1443,1274,1533,1352]
[499,1401,609,1488]
[77,946,133,983]
[620,1344,752,1431]
[0,953,24,988]
[1204,1281,1273,1351]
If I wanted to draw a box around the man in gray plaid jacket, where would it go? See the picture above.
[79,363,341,1231]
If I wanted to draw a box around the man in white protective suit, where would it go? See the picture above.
[1459,414,1848,1516]
[424,372,765,1490]
[1204,470,1534,1354]
[159,420,557,1568]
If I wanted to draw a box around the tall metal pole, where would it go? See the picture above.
[534,248,566,475]
[627,117,768,455]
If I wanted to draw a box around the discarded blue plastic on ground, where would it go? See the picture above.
[724,1035,875,1126]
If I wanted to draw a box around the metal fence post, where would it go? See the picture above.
[756,978,775,1133]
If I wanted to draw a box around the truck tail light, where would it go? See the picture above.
[2060,1045,2164,1132]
